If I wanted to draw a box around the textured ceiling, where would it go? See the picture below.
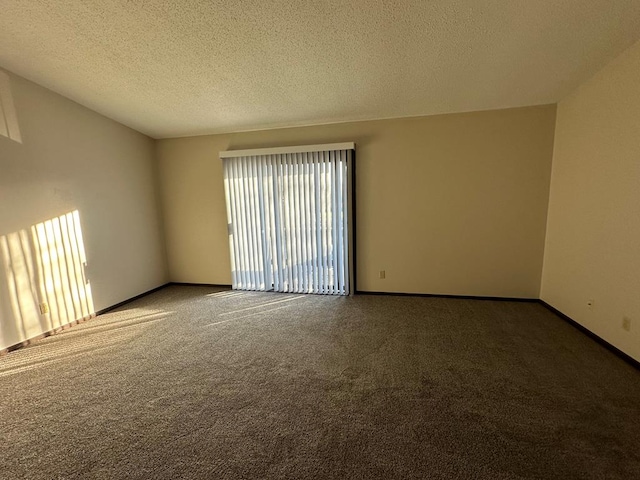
[1,1,640,138]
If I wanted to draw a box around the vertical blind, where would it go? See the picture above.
[221,144,353,295]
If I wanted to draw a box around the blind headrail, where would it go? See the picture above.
[220,142,355,159]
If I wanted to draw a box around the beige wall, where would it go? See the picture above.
[157,105,556,297]
[0,70,167,351]
[541,40,640,361]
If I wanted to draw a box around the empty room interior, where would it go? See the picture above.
[1,1,640,479]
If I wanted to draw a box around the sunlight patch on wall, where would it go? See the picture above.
[0,210,94,350]
[0,230,41,341]
[0,70,22,143]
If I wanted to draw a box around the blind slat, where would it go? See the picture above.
[292,154,302,292]
[313,153,322,294]
[330,151,338,295]
[336,151,345,294]
[322,152,329,294]
[232,159,247,289]
[283,155,294,292]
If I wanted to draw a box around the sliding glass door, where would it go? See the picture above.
[222,144,353,295]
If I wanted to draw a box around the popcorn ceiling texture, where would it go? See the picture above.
[1,1,639,138]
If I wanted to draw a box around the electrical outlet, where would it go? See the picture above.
[379,270,386,279]
[622,317,631,332]
[39,302,49,315]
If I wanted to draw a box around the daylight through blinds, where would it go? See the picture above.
[222,146,352,295]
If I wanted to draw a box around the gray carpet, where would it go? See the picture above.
[1,285,639,479]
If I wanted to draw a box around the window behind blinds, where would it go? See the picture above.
[222,144,353,295]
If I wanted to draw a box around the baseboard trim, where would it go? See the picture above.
[1,283,170,356]
[169,282,232,288]
[539,300,640,370]
[355,290,538,302]
[1,314,95,356]
[5,284,636,371]
[95,283,171,315]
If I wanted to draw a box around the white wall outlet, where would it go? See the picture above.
[39,302,49,315]
[622,317,631,332]
[379,270,386,279]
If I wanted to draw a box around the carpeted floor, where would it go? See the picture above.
[1,285,639,479]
